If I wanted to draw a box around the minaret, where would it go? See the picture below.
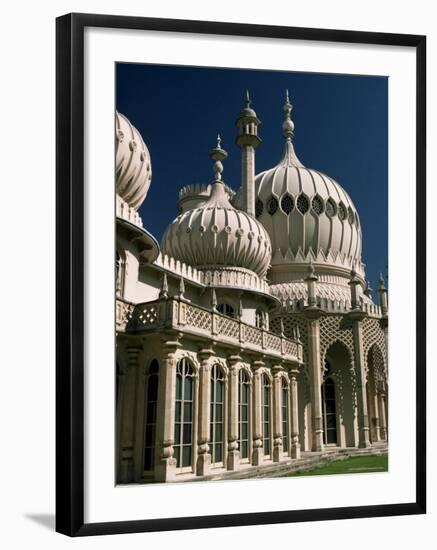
[236,91,261,217]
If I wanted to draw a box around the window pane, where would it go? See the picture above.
[174,423,181,445]
[183,423,192,444]
[174,446,180,467]
[176,375,182,400]
[182,445,191,467]
[183,402,192,422]
[175,401,181,422]
[184,376,193,400]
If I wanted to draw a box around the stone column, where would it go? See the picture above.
[350,312,371,448]
[272,366,283,462]
[227,355,241,471]
[154,341,180,482]
[252,361,264,466]
[369,383,381,442]
[242,145,255,216]
[118,344,142,483]
[306,316,324,452]
[196,348,214,476]
[378,392,388,441]
[290,369,301,459]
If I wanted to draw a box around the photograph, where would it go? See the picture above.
[114,63,389,485]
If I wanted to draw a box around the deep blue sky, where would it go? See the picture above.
[116,63,388,288]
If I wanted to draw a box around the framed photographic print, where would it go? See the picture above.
[56,13,426,536]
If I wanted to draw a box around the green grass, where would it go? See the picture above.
[282,454,388,477]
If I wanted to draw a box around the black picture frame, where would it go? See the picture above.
[56,12,426,537]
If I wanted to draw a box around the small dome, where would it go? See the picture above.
[115,111,152,209]
[162,136,272,278]
[162,180,272,277]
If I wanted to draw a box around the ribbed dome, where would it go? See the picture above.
[254,138,362,273]
[115,111,152,210]
[161,179,272,278]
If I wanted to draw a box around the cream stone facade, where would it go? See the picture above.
[115,93,388,484]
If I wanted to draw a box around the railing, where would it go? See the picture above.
[126,298,303,364]
[116,298,135,331]
[283,297,382,318]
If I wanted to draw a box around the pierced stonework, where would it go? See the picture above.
[297,193,310,214]
[325,198,336,217]
[255,198,264,218]
[280,193,294,214]
[338,202,347,220]
[267,196,279,215]
[312,196,324,215]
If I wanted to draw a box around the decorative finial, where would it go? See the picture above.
[246,90,251,108]
[179,277,185,300]
[209,134,228,182]
[211,286,217,311]
[159,272,169,299]
[364,279,373,298]
[282,90,294,140]
[305,258,317,281]
[379,272,386,289]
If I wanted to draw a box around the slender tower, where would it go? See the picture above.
[236,91,261,217]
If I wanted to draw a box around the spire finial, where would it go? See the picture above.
[159,272,169,299]
[178,276,185,300]
[245,90,251,108]
[282,90,294,140]
[209,134,228,181]
[211,286,217,312]
[379,272,386,289]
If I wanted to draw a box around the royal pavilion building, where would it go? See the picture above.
[115,93,388,484]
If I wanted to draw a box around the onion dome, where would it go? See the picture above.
[115,111,152,210]
[161,136,272,278]
[247,91,364,280]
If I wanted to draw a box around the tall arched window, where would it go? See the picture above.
[238,369,250,461]
[322,361,338,445]
[262,374,272,458]
[281,377,290,455]
[143,360,159,471]
[174,358,195,470]
[217,303,235,318]
[210,365,225,467]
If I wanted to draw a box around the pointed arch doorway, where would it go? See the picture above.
[322,341,357,448]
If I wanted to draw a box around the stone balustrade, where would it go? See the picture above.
[125,297,303,364]
[283,297,382,318]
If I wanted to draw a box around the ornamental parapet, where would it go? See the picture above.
[154,254,272,295]
[116,297,135,331]
[283,297,382,318]
[116,195,144,228]
[126,297,303,364]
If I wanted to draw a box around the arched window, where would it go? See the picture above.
[210,365,225,466]
[174,358,195,470]
[238,369,251,461]
[262,374,272,458]
[217,303,235,318]
[281,378,290,455]
[322,361,338,445]
[143,360,159,471]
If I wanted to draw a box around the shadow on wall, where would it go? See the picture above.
[24,513,55,531]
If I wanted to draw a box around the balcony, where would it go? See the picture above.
[117,297,303,365]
